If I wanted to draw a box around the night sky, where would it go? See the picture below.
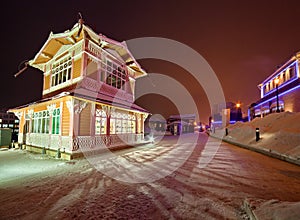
[1,0,300,123]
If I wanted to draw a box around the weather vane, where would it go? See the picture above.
[14,60,29,78]
[77,12,84,38]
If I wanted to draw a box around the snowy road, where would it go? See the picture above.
[0,133,300,219]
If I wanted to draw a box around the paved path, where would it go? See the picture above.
[1,133,300,219]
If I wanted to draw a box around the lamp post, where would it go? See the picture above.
[274,78,280,113]
[236,103,241,121]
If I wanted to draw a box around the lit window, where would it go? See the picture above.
[115,113,123,134]
[289,66,296,79]
[110,112,136,134]
[52,108,60,135]
[270,80,274,90]
[103,58,127,90]
[32,110,50,134]
[51,56,72,87]
[110,112,116,134]
[128,115,136,133]
[95,109,107,135]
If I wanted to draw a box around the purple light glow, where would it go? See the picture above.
[262,60,298,97]
[255,84,300,108]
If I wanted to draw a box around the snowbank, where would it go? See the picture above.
[223,112,300,162]
[209,112,300,219]
[244,199,300,220]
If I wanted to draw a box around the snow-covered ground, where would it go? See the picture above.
[0,129,299,219]
[244,198,300,220]
[210,111,300,219]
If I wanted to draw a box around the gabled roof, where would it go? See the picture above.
[29,22,146,78]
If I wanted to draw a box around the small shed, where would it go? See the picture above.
[0,128,12,147]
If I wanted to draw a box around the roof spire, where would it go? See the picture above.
[76,12,84,38]
[78,12,84,25]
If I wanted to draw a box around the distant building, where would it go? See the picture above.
[0,109,19,142]
[9,20,149,159]
[249,52,300,120]
[211,102,243,128]
[145,116,166,135]
[167,114,195,135]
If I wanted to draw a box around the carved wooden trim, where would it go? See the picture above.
[47,103,56,115]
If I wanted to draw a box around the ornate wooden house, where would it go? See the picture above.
[10,21,149,159]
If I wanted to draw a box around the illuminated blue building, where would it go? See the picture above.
[249,52,300,120]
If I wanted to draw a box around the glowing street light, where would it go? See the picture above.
[236,102,241,121]
[274,78,280,113]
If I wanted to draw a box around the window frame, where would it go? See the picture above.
[31,110,50,134]
[95,109,107,135]
[51,56,72,88]
[52,108,61,135]
[101,57,128,90]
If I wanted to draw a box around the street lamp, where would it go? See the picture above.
[236,102,241,121]
[274,78,280,113]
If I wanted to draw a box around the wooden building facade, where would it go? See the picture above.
[10,21,149,159]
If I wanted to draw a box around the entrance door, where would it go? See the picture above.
[23,120,30,144]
